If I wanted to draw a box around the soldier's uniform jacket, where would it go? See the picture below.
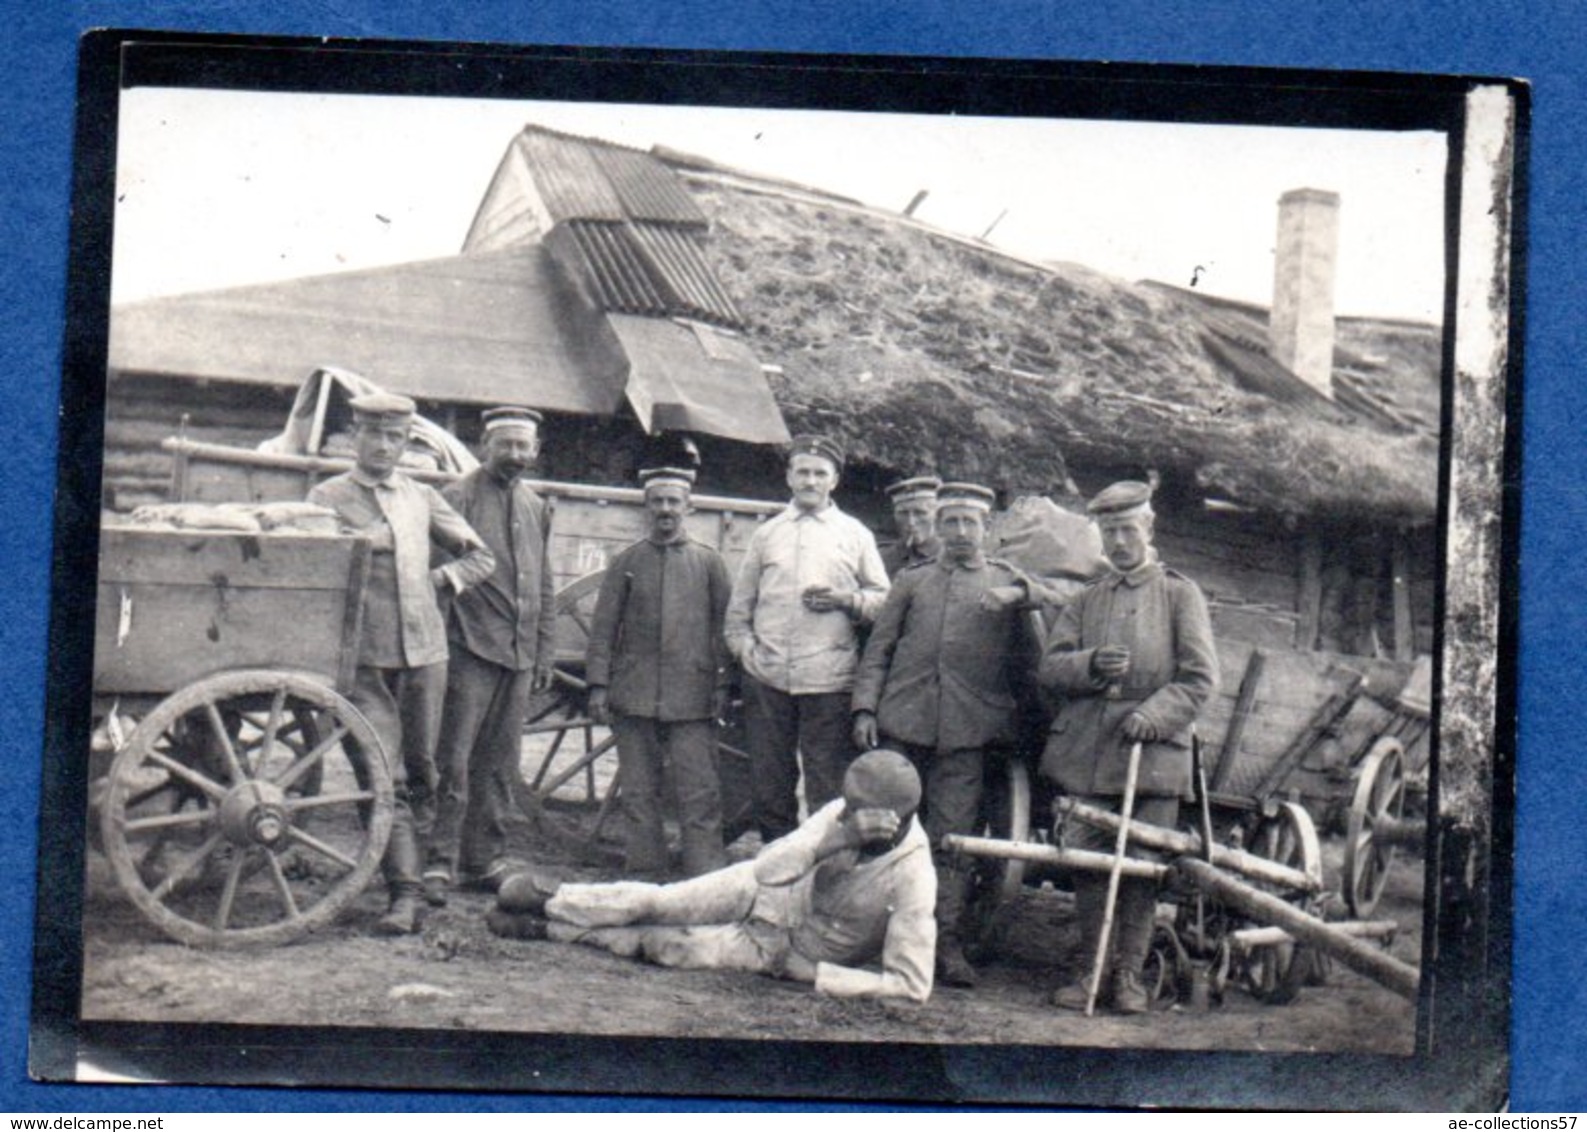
[880,536,941,580]
[441,468,557,673]
[852,555,1039,753]
[1038,559,1218,799]
[586,536,732,721]
[309,469,496,669]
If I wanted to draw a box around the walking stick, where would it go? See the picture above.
[1085,739,1143,1017]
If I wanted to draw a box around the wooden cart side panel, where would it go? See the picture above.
[538,495,771,593]
[98,529,363,588]
[1196,637,1414,802]
[93,528,365,696]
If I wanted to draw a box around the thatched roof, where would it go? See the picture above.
[676,169,1442,523]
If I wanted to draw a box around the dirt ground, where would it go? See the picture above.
[79,802,1422,1058]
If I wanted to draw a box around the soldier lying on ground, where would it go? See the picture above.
[484,749,939,1002]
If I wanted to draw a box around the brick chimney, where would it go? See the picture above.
[1269,188,1340,398]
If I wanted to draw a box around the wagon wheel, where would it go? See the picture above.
[1344,737,1407,918]
[517,571,754,866]
[99,669,393,947]
[91,701,333,889]
[965,756,1031,960]
[1239,800,1322,1005]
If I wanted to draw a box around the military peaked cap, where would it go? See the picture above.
[787,433,845,470]
[885,475,942,504]
[937,482,996,512]
[349,392,416,420]
[482,406,544,435]
[1087,480,1155,518]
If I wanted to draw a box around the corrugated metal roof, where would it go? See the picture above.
[592,144,706,225]
[630,223,743,325]
[106,247,786,445]
[564,221,669,314]
[511,127,707,226]
[464,126,739,326]
[562,220,743,327]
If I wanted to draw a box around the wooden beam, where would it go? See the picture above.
[1054,797,1321,892]
[942,835,1167,880]
[1296,530,1323,651]
[1171,857,1421,1000]
[1391,529,1415,661]
[1212,648,1266,793]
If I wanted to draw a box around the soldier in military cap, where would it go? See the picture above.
[308,391,496,934]
[1039,480,1218,1013]
[851,481,1040,986]
[880,475,943,578]
[724,434,890,843]
[585,465,734,878]
[420,406,560,904]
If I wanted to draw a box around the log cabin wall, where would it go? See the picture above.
[1152,507,1302,652]
[103,373,295,511]
[102,372,791,513]
[1152,505,1436,663]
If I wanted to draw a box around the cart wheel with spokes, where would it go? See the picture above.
[1238,800,1323,1005]
[516,571,754,866]
[1344,737,1408,919]
[98,669,393,947]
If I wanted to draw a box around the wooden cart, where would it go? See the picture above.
[160,435,785,865]
[92,524,395,947]
[960,637,1429,1005]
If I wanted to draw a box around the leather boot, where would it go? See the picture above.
[1110,969,1150,1015]
[1108,880,1159,1014]
[497,870,562,916]
[376,810,424,937]
[934,866,979,987]
[937,936,980,988]
[485,908,549,940]
[1053,875,1109,1010]
[421,869,451,908]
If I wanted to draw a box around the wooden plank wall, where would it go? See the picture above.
[104,374,293,511]
[1154,508,1302,652]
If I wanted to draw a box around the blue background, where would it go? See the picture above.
[2,2,1579,1113]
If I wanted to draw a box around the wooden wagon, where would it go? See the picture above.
[957,636,1429,1006]
[160,434,785,864]
[92,523,396,946]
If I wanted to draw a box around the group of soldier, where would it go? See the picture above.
[314,392,1217,1015]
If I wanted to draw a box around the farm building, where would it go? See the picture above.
[105,124,1443,679]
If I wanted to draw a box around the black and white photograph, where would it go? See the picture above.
[33,34,1522,1109]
